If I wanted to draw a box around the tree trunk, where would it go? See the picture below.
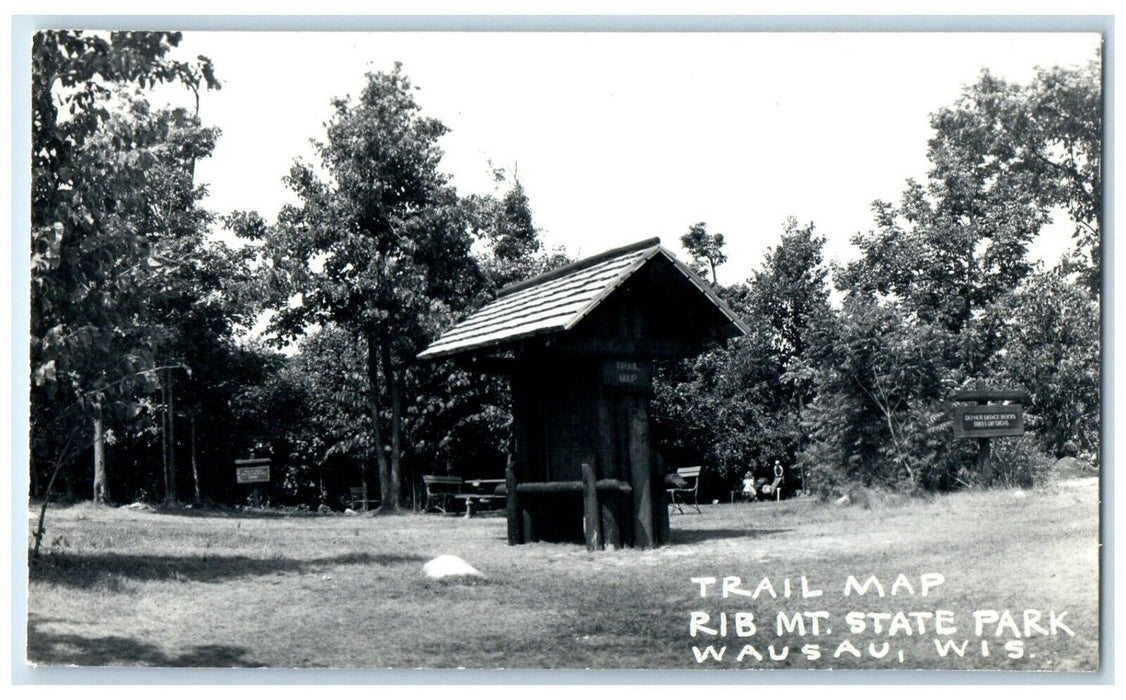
[93,405,107,505]
[190,415,201,504]
[166,369,177,505]
[161,376,170,503]
[31,452,40,498]
[366,329,393,512]
[379,326,403,511]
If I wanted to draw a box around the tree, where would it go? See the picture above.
[928,54,1102,292]
[653,218,830,489]
[406,173,567,491]
[840,162,1045,371]
[240,65,479,512]
[802,56,1103,493]
[800,296,956,493]
[31,31,220,504]
[680,222,728,285]
[30,31,220,558]
[747,218,830,400]
[275,326,375,506]
[985,271,1100,455]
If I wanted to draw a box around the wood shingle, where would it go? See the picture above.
[417,238,749,360]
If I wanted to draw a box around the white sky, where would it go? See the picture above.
[158,31,1099,284]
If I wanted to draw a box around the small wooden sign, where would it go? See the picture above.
[602,359,652,389]
[236,465,270,484]
[953,404,1025,439]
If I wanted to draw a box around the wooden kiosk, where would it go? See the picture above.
[418,238,749,549]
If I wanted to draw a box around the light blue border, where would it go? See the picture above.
[5,15,1117,32]
[10,13,1114,686]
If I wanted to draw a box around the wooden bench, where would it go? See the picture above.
[666,466,703,514]
[423,475,464,514]
[347,487,377,511]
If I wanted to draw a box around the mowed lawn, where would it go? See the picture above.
[26,477,1100,671]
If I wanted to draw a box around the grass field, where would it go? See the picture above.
[26,476,1100,671]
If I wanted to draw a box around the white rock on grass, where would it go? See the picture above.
[423,554,485,581]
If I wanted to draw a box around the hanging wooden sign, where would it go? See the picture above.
[236,466,270,484]
[953,404,1025,439]
[235,457,271,484]
[601,359,652,389]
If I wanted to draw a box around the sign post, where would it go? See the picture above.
[235,457,271,506]
[950,391,1027,486]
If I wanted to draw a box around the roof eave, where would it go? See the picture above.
[656,247,752,337]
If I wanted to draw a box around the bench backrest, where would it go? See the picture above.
[423,475,463,494]
[676,466,702,480]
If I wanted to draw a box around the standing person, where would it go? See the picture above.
[771,460,785,501]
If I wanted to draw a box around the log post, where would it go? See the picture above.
[93,404,107,505]
[521,502,536,543]
[506,453,522,545]
[601,491,621,550]
[977,398,993,487]
[512,365,536,543]
[582,458,600,551]
[597,391,621,550]
[629,404,653,548]
[979,437,993,487]
[654,451,670,545]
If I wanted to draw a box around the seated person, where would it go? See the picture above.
[665,471,690,489]
[740,471,756,500]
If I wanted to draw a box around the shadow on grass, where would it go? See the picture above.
[150,505,322,520]
[30,550,425,589]
[670,527,793,544]
[27,616,261,667]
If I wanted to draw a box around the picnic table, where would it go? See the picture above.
[457,478,505,518]
[423,476,505,517]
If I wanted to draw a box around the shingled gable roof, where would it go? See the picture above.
[416,237,750,361]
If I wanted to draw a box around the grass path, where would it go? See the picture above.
[26,478,1100,670]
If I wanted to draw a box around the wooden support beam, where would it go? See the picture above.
[582,459,600,552]
[505,454,521,545]
[629,404,653,548]
[979,437,993,487]
[521,504,536,543]
[518,481,582,493]
[511,368,535,543]
[654,451,671,545]
[951,390,1030,403]
[516,479,632,494]
[597,390,622,550]
[602,495,621,550]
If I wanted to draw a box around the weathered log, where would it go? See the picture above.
[516,480,633,494]
[506,454,521,545]
[629,404,653,548]
[582,459,600,551]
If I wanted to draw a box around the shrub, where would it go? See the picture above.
[988,434,1053,488]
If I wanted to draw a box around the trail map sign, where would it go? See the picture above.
[953,404,1025,439]
[602,359,652,389]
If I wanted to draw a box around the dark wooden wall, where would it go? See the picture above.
[507,279,678,548]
